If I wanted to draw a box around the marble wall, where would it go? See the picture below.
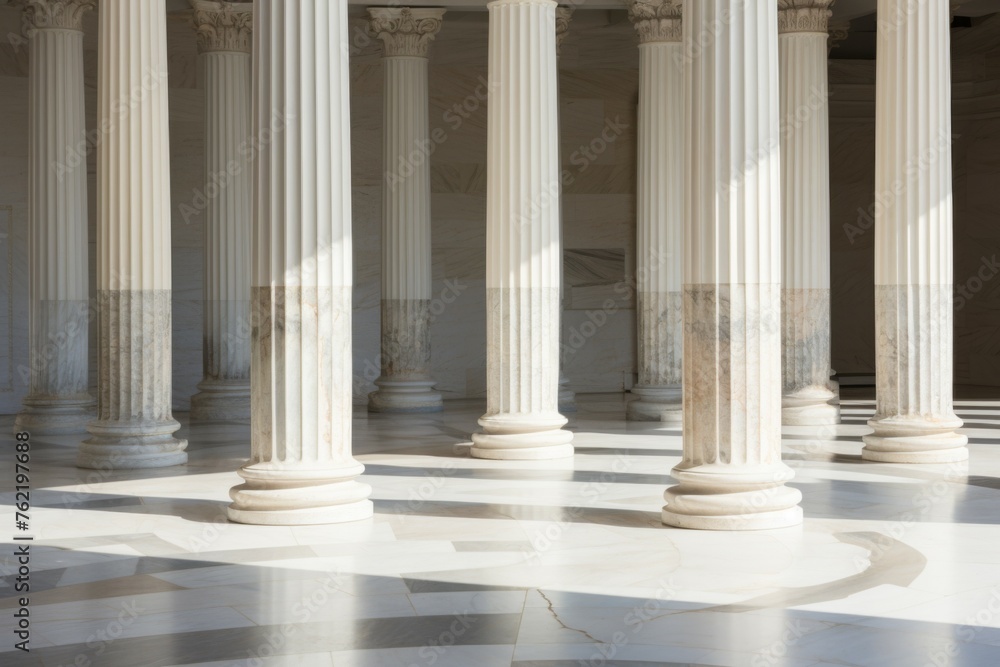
[7,8,1000,416]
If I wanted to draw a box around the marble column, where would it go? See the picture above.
[471,0,573,460]
[14,0,96,436]
[662,0,802,530]
[79,0,187,469]
[366,7,445,414]
[625,0,683,425]
[227,0,373,524]
[778,0,839,426]
[862,0,967,463]
[189,1,253,422]
[556,6,576,414]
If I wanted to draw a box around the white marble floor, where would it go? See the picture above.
[3,394,1000,666]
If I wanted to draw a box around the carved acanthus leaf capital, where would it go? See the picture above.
[778,0,834,34]
[367,7,446,58]
[625,0,681,45]
[13,0,96,34]
[189,1,253,54]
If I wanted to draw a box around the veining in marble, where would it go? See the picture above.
[369,298,443,413]
[667,284,801,530]
[474,287,572,460]
[782,288,839,425]
[230,285,372,525]
[864,284,969,463]
[80,290,188,470]
[17,299,94,434]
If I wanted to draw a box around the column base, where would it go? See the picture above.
[627,385,682,424]
[368,377,443,413]
[15,394,96,436]
[862,415,968,463]
[781,388,840,426]
[79,419,188,469]
[471,412,574,460]
[661,463,803,531]
[227,463,374,525]
[191,379,251,421]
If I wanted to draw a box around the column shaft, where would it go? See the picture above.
[626,0,683,424]
[662,0,802,530]
[16,0,96,435]
[779,2,840,426]
[80,0,187,469]
[863,0,967,463]
[472,0,573,460]
[367,8,445,414]
[227,0,373,525]
[190,1,253,421]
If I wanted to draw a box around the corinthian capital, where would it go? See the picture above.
[625,0,681,45]
[13,0,95,34]
[777,0,834,34]
[367,7,446,58]
[189,1,253,54]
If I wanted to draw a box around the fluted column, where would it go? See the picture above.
[227,0,373,525]
[13,0,96,436]
[556,5,576,414]
[471,0,573,460]
[778,0,839,426]
[80,0,187,469]
[626,0,683,424]
[662,0,802,530]
[366,7,445,414]
[862,0,967,463]
[189,1,253,422]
